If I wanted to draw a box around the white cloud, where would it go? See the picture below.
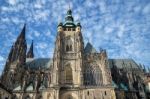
[34,0,43,9]
[34,10,49,21]
[1,17,10,23]
[45,31,51,36]
[34,31,40,37]
[0,56,4,62]
[117,25,125,38]
[104,27,114,34]
[36,42,48,49]
[0,0,149,68]
[143,4,150,14]
[7,0,17,5]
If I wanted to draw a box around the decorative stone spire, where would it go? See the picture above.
[27,40,34,58]
[1,24,27,90]
[17,24,26,41]
[8,24,27,63]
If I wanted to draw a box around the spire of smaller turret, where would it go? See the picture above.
[27,40,34,58]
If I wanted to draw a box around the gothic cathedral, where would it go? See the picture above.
[0,9,116,99]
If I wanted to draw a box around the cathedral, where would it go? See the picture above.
[0,9,149,99]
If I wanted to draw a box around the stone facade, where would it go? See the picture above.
[0,83,12,99]
[0,9,115,99]
[0,9,148,99]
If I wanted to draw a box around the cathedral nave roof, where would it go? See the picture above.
[26,58,53,70]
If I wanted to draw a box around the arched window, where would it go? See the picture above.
[84,64,103,86]
[24,95,30,99]
[38,96,42,99]
[13,95,18,99]
[66,95,74,99]
[66,37,73,52]
[69,45,72,51]
[66,45,69,52]
[47,93,51,99]
[66,45,72,51]
[65,65,73,84]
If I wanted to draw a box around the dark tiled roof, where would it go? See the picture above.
[108,59,140,69]
[26,58,53,70]
[84,42,97,54]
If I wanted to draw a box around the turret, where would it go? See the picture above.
[63,9,76,29]
[27,40,34,58]
[76,22,81,33]
[57,22,63,32]
[53,9,84,86]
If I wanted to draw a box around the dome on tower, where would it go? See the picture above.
[64,9,76,27]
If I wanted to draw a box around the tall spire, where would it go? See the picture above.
[17,24,26,40]
[27,40,34,58]
[1,24,27,89]
[9,24,27,63]
[6,24,27,63]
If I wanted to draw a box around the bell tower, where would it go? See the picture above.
[53,9,84,87]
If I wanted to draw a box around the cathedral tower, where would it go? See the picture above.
[1,24,27,90]
[53,9,84,87]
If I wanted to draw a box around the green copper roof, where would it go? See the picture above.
[120,83,128,91]
[112,81,118,88]
[64,9,76,27]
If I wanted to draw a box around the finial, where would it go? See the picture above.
[69,3,70,9]
[69,3,71,10]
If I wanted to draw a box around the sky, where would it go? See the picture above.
[0,0,150,74]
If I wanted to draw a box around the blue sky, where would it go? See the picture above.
[0,0,150,74]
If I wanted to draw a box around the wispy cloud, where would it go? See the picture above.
[0,0,150,73]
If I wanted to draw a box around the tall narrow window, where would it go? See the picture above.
[25,95,30,99]
[66,45,72,51]
[65,65,73,84]
[66,45,69,52]
[69,45,72,51]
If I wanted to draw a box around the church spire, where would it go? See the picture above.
[27,40,34,58]
[8,24,27,63]
[1,24,27,89]
[17,24,26,40]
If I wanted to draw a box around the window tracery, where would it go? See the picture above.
[84,63,103,86]
[65,64,73,84]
